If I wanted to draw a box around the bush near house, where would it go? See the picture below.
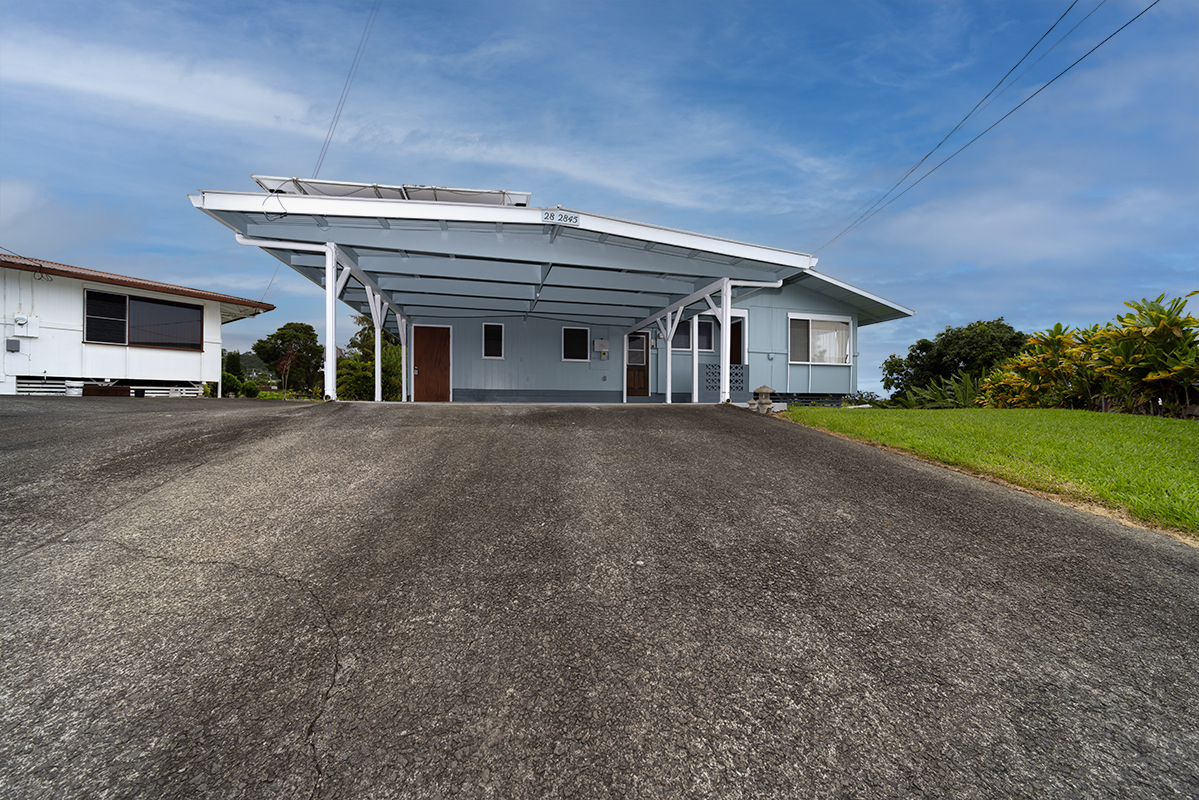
[221,371,241,396]
[979,293,1199,418]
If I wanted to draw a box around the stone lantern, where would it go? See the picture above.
[752,385,775,413]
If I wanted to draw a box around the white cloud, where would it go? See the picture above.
[0,31,323,135]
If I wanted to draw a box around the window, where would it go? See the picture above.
[789,316,851,364]
[628,333,646,365]
[84,289,203,350]
[129,297,203,350]
[85,291,128,344]
[482,323,504,359]
[671,319,714,351]
[562,327,590,361]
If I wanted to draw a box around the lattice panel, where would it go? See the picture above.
[703,364,747,392]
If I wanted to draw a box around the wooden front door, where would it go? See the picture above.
[730,319,744,366]
[626,332,649,397]
[413,326,451,402]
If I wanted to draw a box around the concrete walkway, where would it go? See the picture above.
[2,397,1196,799]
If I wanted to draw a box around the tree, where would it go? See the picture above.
[882,318,1027,397]
[252,323,324,394]
[336,315,404,401]
[223,350,245,379]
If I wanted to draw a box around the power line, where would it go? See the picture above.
[814,0,1163,255]
[804,0,1081,253]
[313,0,382,179]
[976,0,1110,119]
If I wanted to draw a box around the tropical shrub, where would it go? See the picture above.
[336,358,374,401]
[980,293,1199,417]
[221,371,241,396]
[241,381,260,398]
[903,371,981,409]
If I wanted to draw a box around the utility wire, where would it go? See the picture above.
[976,0,1109,118]
[313,0,381,179]
[804,0,1080,253]
[814,0,1162,255]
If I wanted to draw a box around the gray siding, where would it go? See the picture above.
[448,317,620,395]
[433,280,860,401]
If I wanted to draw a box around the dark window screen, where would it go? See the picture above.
[671,322,690,349]
[85,291,127,344]
[483,324,503,358]
[563,327,589,361]
[129,297,203,350]
[789,318,811,362]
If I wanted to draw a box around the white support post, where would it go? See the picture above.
[366,288,385,402]
[400,322,408,402]
[658,317,672,404]
[621,333,628,403]
[691,315,699,403]
[719,277,731,403]
[407,322,415,402]
[324,243,338,400]
[659,308,685,404]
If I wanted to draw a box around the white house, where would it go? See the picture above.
[1,255,273,397]
[192,176,913,404]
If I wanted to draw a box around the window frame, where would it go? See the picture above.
[670,318,715,352]
[84,290,129,345]
[83,288,205,351]
[787,313,852,365]
[482,322,504,360]
[562,326,591,362]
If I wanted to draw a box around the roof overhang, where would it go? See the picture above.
[190,176,913,335]
[0,255,274,323]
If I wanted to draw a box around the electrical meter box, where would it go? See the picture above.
[13,314,39,337]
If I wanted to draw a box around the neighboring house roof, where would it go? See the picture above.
[191,175,914,333]
[0,254,275,323]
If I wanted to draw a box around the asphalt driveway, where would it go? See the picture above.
[1,397,1196,799]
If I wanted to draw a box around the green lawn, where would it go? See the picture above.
[783,407,1199,534]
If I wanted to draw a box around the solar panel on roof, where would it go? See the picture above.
[252,175,530,207]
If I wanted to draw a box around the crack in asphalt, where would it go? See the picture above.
[55,535,343,797]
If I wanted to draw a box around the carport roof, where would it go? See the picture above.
[190,176,913,334]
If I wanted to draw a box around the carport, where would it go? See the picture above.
[191,176,910,402]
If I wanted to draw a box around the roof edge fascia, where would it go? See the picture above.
[192,189,819,271]
[1,255,275,313]
[787,270,915,324]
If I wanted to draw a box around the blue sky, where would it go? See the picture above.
[1,0,1195,394]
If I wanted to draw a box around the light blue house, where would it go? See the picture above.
[192,177,913,404]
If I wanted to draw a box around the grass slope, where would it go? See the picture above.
[784,408,1199,534]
